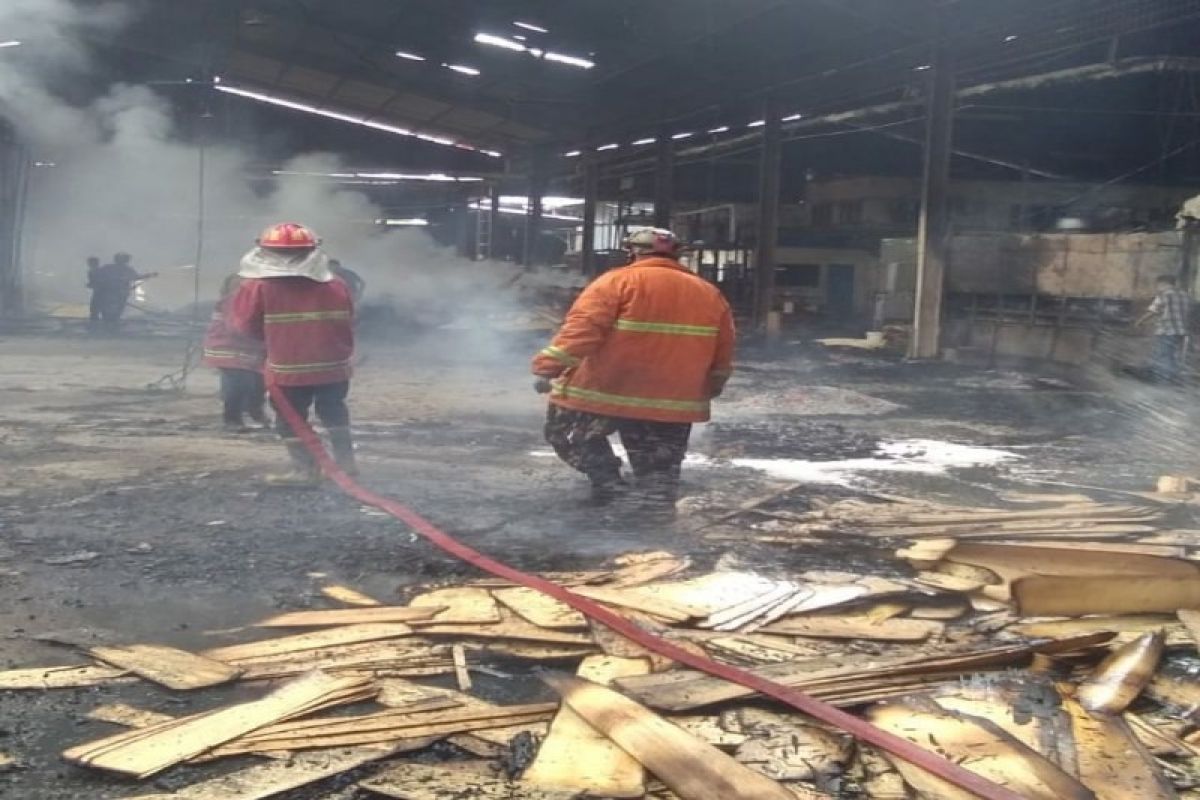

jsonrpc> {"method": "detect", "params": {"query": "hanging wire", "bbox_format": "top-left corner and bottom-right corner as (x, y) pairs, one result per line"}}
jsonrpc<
(147, 89), (210, 392)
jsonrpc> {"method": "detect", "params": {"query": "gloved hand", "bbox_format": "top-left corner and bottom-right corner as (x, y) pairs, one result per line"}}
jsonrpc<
(533, 377), (553, 395)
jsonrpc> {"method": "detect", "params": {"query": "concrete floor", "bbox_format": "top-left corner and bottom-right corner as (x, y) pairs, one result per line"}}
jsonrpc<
(1, 329), (1197, 798)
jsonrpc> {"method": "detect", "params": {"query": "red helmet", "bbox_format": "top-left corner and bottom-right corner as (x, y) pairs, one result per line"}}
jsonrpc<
(622, 227), (682, 257)
(257, 222), (320, 249)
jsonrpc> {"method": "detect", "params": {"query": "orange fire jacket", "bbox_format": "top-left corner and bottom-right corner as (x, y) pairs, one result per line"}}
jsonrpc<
(531, 257), (735, 423)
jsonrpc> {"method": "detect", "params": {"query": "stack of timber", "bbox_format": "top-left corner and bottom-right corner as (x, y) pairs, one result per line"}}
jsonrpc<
(7, 522), (1200, 798)
(714, 493), (1168, 542)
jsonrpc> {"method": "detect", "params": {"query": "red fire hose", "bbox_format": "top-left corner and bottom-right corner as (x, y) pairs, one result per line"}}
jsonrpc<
(268, 385), (1020, 800)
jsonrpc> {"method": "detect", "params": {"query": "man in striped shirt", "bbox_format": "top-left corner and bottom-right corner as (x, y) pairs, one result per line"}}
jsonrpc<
(1137, 274), (1191, 383)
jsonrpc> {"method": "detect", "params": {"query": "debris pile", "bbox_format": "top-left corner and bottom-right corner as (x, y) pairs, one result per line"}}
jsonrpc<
(6, 495), (1200, 798)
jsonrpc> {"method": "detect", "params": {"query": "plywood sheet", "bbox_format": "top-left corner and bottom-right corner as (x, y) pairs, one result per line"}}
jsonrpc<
(255, 606), (444, 628)
(203, 623), (415, 663)
(320, 585), (383, 607)
(128, 745), (405, 800)
(88, 644), (240, 691)
(1014, 575), (1200, 616)
(1061, 696), (1177, 800)
(869, 701), (1091, 800)
(523, 656), (650, 797)
(63, 672), (373, 778)
(762, 615), (942, 642)
(546, 675), (797, 800)
(492, 587), (587, 629)
(407, 587), (502, 625)
(0, 664), (128, 690)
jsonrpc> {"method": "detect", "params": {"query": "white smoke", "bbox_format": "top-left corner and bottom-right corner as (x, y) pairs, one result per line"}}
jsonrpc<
(1, 0), (564, 325)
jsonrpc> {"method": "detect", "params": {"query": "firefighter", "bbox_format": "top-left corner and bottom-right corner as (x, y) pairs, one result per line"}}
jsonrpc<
(202, 272), (268, 432)
(228, 223), (357, 484)
(531, 227), (735, 505)
(90, 253), (156, 332)
(328, 259), (366, 304)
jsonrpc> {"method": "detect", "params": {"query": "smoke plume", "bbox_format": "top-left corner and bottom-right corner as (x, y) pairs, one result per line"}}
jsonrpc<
(0, 0), (568, 327)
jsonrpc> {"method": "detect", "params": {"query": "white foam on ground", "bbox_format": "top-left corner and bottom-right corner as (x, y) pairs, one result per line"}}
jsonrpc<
(531, 438), (1018, 487)
(529, 446), (711, 466)
(732, 439), (1019, 486)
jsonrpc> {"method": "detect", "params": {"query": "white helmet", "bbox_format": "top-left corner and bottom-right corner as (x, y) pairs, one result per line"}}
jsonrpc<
(622, 227), (682, 257)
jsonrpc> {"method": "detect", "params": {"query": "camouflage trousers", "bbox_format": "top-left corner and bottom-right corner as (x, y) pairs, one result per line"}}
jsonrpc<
(544, 405), (692, 491)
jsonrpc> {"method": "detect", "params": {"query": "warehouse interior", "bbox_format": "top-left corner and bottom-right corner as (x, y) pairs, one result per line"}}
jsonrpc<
(7, 2), (1200, 799)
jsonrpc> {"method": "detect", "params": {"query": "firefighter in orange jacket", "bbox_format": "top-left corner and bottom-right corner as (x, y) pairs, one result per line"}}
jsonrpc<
(531, 227), (735, 504)
(228, 223), (357, 484)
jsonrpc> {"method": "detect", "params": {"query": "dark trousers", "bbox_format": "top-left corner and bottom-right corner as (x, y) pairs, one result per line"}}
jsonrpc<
(544, 405), (692, 493)
(90, 290), (127, 330)
(1153, 335), (1186, 383)
(273, 381), (351, 437)
(219, 368), (266, 425)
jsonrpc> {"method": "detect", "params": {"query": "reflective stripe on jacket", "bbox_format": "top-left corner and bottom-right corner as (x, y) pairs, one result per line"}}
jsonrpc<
(531, 257), (735, 423)
(228, 276), (354, 387)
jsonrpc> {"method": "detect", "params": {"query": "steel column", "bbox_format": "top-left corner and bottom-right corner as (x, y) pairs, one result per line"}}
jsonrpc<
(523, 150), (547, 266)
(910, 43), (956, 359)
(753, 94), (782, 332)
(581, 148), (599, 276)
(653, 129), (674, 229)
(0, 123), (27, 317)
(488, 186), (501, 260)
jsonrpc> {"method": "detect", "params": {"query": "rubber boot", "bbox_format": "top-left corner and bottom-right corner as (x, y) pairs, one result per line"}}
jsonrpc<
(328, 426), (360, 477)
(587, 472), (628, 506)
(632, 471), (680, 521)
(265, 439), (321, 486)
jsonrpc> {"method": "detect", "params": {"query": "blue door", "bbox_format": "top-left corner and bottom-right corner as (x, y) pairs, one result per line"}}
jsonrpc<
(826, 264), (856, 319)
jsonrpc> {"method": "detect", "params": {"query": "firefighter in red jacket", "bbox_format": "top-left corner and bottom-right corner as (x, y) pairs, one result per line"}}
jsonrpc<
(202, 272), (268, 432)
(228, 223), (357, 484)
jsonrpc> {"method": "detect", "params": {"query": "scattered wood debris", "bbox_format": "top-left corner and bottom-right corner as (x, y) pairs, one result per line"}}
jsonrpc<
(522, 656), (650, 797)
(320, 584), (383, 607)
(63, 671), (377, 778)
(1077, 631), (1165, 714)
(545, 674), (802, 800)
(11, 487), (1200, 798)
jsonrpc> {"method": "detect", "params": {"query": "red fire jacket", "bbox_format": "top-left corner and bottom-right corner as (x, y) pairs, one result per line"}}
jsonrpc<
(202, 281), (266, 372)
(228, 277), (354, 386)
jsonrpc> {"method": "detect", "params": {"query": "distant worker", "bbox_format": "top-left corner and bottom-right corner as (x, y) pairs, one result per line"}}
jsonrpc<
(531, 227), (735, 506)
(85, 256), (102, 328)
(229, 223), (357, 483)
(329, 259), (366, 304)
(90, 252), (157, 332)
(1137, 274), (1192, 383)
(202, 273), (268, 432)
